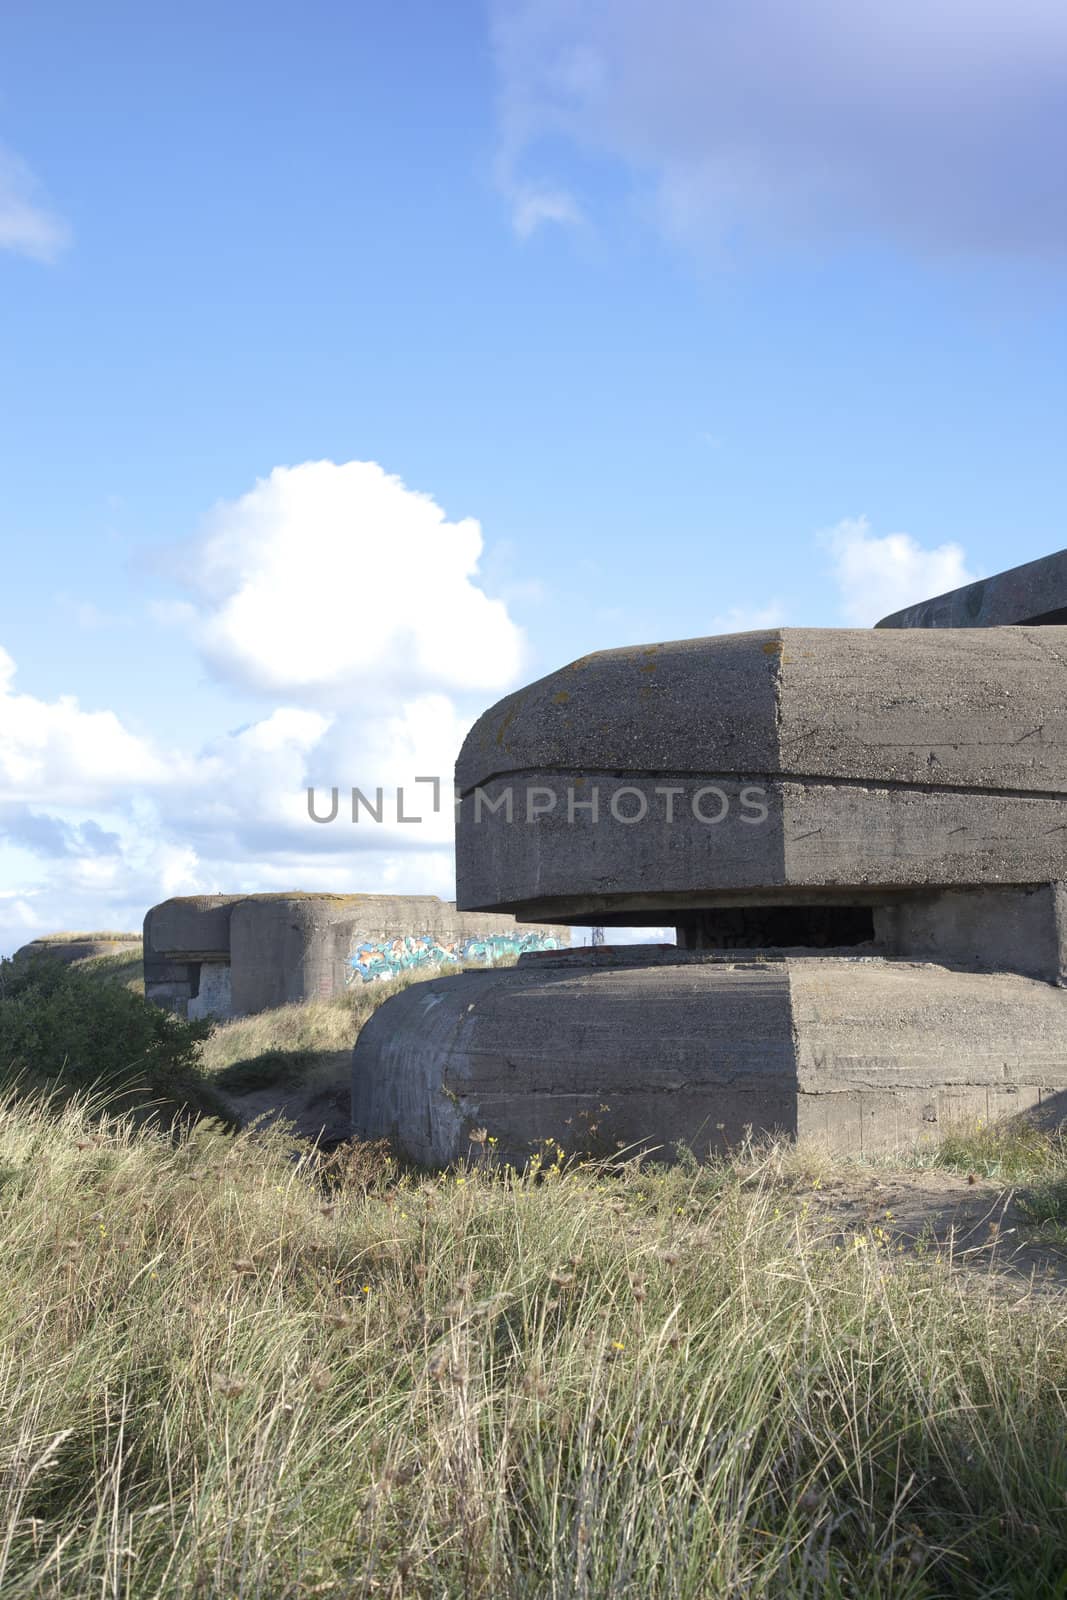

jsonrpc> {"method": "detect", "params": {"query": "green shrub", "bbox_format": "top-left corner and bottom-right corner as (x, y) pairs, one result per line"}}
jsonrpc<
(0, 954), (225, 1125)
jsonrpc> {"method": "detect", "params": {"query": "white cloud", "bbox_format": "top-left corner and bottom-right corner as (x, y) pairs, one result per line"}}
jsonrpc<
(184, 460), (524, 702)
(821, 516), (974, 626)
(489, 0), (1067, 258)
(0, 145), (70, 264)
(0, 892), (42, 933)
(0, 461), (535, 953)
(510, 181), (583, 238)
(0, 645), (177, 804)
(708, 602), (787, 635)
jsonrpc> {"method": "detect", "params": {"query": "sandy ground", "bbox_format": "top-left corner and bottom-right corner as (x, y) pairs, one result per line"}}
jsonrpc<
(792, 1167), (1067, 1294)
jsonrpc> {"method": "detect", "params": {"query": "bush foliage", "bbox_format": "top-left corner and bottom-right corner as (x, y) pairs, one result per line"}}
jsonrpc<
(0, 955), (222, 1124)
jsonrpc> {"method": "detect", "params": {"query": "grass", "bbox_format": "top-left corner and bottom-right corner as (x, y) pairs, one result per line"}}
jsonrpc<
(1016, 1178), (1067, 1239)
(886, 1120), (1067, 1249)
(200, 966), (504, 1096)
(2, 957), (1067, 1595)
(0, 1091), (1066, 1599)
(199, 973), (446, 1095)
(71, 950), (146, 996)
(913, 1120), (1067, 1183)
(19, 933), (141, 946)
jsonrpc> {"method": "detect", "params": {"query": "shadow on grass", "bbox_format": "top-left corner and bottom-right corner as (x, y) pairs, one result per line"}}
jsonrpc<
(210, 1046), (354, 1146)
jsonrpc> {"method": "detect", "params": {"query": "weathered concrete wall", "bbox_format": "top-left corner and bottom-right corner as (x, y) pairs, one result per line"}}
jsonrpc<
(352, 947), (1067, 1166)
(227, 893), (567, 1014)
(343, 910), (568, 983)
(12, 932), (141, 966)
(356, 551), (1067, 1169)
(143, 892), (569, 1020)
(142, 896), (244, 1019)
(872, 884), (1067, 985)
(187, 960), (232, 1022)
(229, 896), (364, 1015)
(791, 958), (1067, 1152)
(877, 546), (1067, 628)
(456, 627), (1067, 920)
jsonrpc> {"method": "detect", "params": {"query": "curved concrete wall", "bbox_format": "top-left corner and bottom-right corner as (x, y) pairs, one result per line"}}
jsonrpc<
(352, 947), (1067, 1166)
(229, 896), (363, 1015)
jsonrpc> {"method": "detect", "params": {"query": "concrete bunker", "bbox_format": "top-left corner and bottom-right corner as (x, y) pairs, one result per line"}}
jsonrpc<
(12, 932), (142, 967)
(143, 892), (570, 1021)
(353, 547), (1067, 1164)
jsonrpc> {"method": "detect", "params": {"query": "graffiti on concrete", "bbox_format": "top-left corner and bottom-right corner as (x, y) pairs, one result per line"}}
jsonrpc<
(347, 930), (561, 984)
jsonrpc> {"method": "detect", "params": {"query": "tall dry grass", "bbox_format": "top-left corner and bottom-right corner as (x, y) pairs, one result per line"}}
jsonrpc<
(0, 1087), (1065, 1599)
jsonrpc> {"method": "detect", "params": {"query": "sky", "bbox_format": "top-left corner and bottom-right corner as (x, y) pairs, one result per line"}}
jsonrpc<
(1, 0), (1065, 954)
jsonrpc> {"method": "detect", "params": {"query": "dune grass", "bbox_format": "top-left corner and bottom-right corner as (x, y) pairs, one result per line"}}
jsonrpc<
(71, 949), (146, 996)
(198, 973), (442, 1094)
(20, 933), (141, 946)
(905, 1119), (1067, 1183)
(0, 1090), (1066, 1599)
(3, 958), (1067, 1595)
(199, 967), (498, 1096)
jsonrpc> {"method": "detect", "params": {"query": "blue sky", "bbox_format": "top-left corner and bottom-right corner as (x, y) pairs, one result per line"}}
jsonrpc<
(1, 0), (1065, 952)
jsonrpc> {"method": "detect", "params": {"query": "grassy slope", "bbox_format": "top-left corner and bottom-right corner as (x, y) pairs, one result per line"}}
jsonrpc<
(0, 1104), (1064, 1596)
(70, 949), (483, 1094)
(2, 958), (1067, 1594)
(72, 949), (146, 996)
(197, 974), (420, 1093)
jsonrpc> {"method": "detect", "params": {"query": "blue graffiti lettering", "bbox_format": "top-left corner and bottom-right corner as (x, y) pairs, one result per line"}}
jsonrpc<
(346, 930), (559, 983)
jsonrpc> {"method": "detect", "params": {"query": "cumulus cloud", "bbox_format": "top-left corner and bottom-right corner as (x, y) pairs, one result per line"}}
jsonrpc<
(490, 0), (1067, 257)
(0, 645), (177, 804)
(821, 516), (975, 625)
(182, 461), (524, 702)
(0, 145), (70, 263)
(0, 807), (120, 860)
(0, 671), (461, 955)
(0, 460), (532, 952)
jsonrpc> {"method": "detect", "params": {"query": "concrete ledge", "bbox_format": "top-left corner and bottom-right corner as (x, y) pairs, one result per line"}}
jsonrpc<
(456, 627), (1067, 919)
(876, 547), (1067, 629)
(458, 774), (1067, 916)
(351, 953), (1067, 1167)
(143, 897), (243, 963)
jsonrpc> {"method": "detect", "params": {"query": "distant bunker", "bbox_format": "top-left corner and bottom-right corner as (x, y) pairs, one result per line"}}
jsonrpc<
(353, 547), (1067, 1165)
(143, 893), (570, 1021)
(12, 932), (142, 966)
